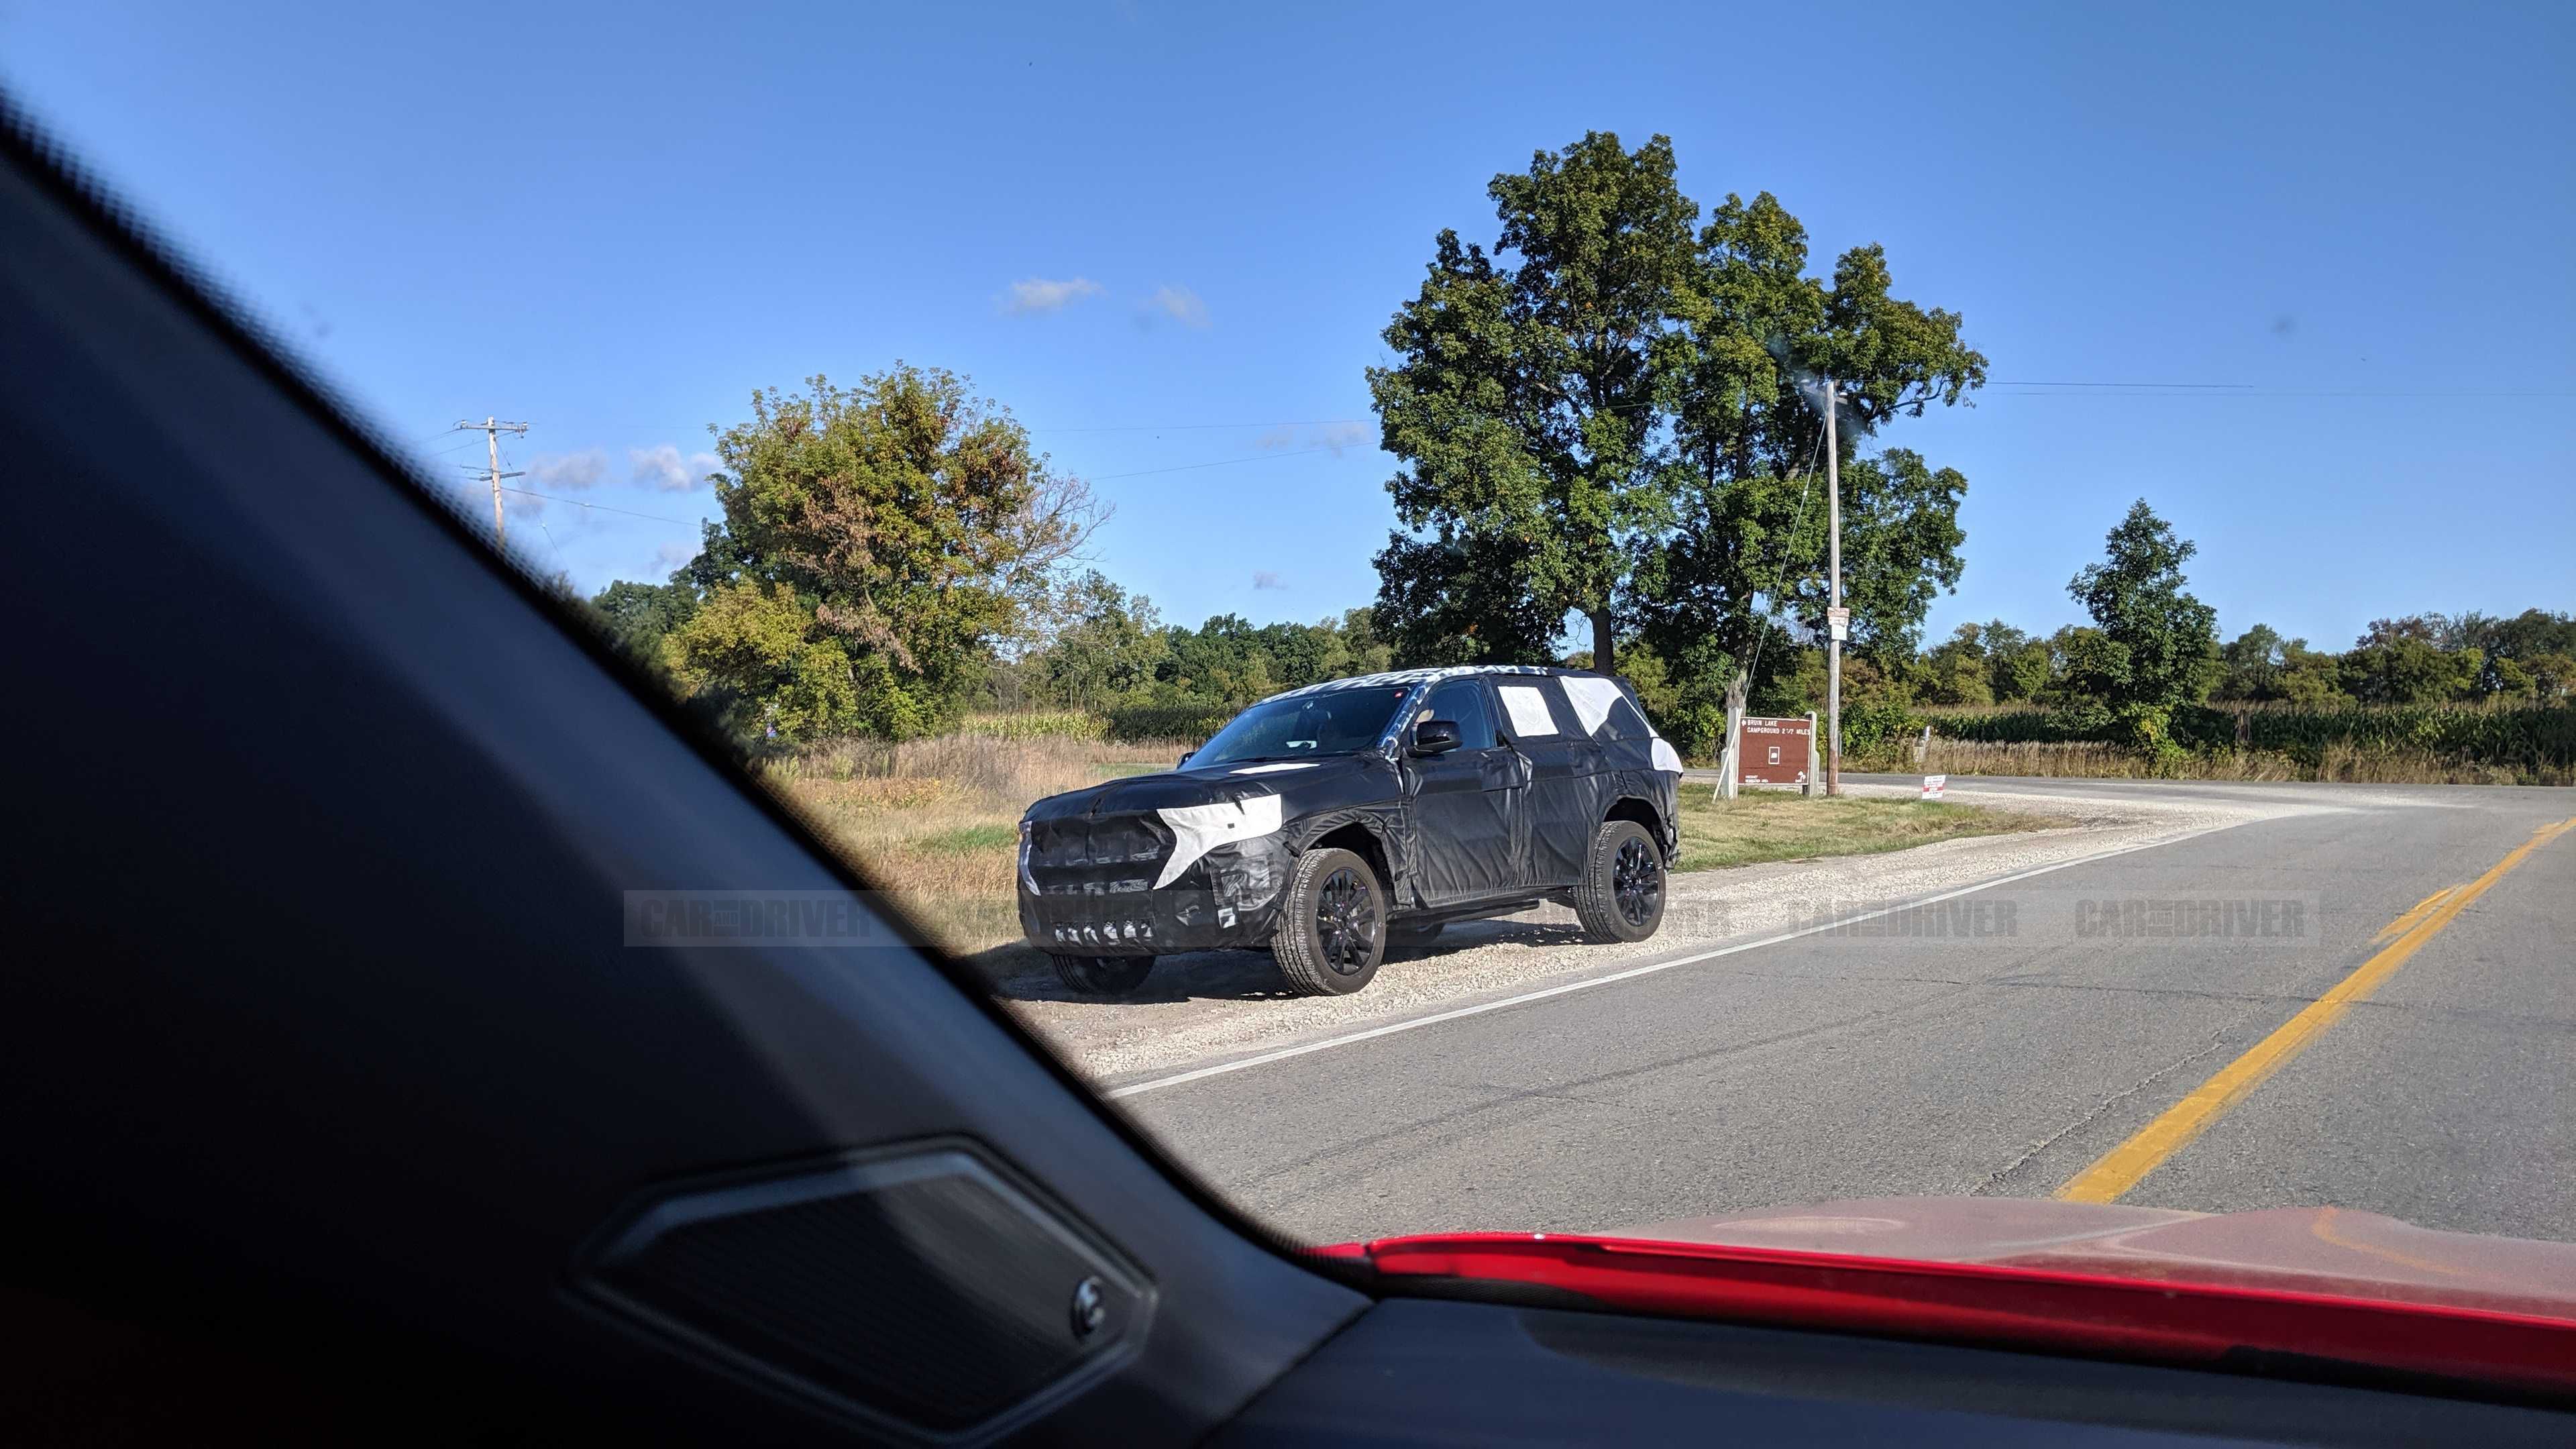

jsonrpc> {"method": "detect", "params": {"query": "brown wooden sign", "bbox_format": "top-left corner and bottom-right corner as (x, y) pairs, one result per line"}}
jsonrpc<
(1737, 714), (1813, 787)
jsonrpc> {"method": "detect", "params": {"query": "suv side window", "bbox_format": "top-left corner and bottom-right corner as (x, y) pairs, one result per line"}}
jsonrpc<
(1423, 680), (1497, 750)
(1493, 682), (1560, 741)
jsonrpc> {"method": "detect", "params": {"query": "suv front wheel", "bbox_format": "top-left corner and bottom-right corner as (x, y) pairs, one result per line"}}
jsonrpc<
(1572, 818), (1666, 943)
(1271, 847), (1387, 996)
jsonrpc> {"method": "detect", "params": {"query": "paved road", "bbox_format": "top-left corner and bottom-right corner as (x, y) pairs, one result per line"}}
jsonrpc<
(1117, 777), (2576, 1246)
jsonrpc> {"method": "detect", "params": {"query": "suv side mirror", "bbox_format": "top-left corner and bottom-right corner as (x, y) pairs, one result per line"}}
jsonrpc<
(1411, 720), (1461, 756)
(1177, 750), (1195, 768)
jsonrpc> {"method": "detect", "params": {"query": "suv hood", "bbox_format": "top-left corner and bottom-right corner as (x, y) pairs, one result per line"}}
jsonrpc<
(1023, 751), (1389, 824)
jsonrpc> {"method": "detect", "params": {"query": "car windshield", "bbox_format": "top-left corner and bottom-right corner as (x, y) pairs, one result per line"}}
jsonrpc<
(22, 3), (2573, 1390)
(1187, 688), (1413, 767)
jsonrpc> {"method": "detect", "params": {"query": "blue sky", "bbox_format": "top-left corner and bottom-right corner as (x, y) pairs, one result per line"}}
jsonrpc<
(6, 1), (2569, 652)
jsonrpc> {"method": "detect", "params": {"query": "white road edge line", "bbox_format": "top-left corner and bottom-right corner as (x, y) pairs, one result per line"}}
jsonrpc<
(1104, 822), (2241, 1101)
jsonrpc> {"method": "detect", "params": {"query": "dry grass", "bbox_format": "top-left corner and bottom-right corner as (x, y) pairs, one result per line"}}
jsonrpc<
(2311, 743), (2552, 787)
(1674, 789), (2062, 871)
(767, 733), (1190, 955)
(1856, 737), (2563, 786)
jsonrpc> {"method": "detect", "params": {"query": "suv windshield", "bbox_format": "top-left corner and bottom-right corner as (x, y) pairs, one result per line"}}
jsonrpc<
(1189, 687), (1414, 767)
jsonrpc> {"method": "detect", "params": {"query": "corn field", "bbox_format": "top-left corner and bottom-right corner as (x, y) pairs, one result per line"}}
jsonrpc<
(1102, 701), (1238, 743)
(956, 710), (1109, 742)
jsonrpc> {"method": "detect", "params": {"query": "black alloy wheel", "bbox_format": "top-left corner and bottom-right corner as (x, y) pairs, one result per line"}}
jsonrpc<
(1316, 865), (1380, 977)
(1613, 836), (1663, 930)
(1272, 846), (1387, 996)
(1573, 818), (1668, 943)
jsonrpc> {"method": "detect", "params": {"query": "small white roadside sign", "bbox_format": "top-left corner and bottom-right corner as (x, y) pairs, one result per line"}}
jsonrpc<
(1920, 773), (1947, 801)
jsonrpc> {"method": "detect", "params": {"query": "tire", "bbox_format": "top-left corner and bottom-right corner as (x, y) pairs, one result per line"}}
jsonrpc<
(1271, 847), (1387, 996)
(1572, 818), (1666, 944)
(1051, 954), (1156, 997)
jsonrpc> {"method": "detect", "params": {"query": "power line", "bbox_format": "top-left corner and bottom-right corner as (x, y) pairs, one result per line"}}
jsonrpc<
(1988, 388), (2576, 398)
(1087, 445), (1353, 481)
(499, 486), (701, 525)
(1032, 418), (1368, 434)
(533, 516), (572, 576)
(1743, 431), (1826, 692)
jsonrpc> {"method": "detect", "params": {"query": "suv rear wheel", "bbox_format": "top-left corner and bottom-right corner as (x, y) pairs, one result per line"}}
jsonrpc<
(1272, 847), (1386, 996)
(1572, 818), (1666, 943)
(1051, 954), (1155, 997)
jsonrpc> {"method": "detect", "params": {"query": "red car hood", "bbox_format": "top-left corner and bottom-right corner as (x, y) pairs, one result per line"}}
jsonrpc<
(1318, 1199), (2576, 1400)
(1621, 1196), (2576, 1322)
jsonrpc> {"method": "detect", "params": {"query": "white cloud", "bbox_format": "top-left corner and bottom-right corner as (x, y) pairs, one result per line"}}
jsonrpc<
(1002, 276), (1104, 314)
(1144, 284), (1210, 327)
(655, 541), (694, 569)
(630, 444), (722, 492)
(1252, 570), (1287, 590)
(528, 448), (607, 490)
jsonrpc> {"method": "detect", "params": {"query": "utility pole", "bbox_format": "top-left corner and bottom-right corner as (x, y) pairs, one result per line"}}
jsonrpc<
(1823, 379), (1842, 798)
(453, 416), (529, 545)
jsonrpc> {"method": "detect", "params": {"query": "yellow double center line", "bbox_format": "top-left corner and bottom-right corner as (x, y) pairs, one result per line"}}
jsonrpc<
(2055, 815), (2576, 1205)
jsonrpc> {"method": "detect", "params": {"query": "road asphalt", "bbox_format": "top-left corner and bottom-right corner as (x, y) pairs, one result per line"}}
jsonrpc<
(1106, 775), (2576, 1248)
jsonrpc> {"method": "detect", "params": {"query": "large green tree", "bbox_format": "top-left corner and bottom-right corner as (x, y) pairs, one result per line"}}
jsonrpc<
(1369, 134), (1982, 687)
(1369, 132), (1701, 673)
(665, 366), (1097, 741)
(2213, 623), (2288, 701)
(2063, 500), (2220, 745)
(2339, 637), (2484, 704)
(1633, 193), (1980, 695)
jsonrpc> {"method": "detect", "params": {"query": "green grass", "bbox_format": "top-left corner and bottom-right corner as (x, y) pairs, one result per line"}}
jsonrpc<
(1092, 761), (1165, 778)
(1673, 789), (2061, 872)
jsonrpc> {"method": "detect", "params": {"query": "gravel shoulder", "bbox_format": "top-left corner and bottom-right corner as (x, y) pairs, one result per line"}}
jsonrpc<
(989, 780), (2350, 1085)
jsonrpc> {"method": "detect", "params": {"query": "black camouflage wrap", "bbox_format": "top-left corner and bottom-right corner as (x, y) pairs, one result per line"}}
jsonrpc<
(1017, 668), (1682, 957)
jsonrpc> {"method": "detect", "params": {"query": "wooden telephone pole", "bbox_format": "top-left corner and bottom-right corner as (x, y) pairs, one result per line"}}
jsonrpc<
(1823, 380), (1843, 797)
(452, 416), (529, 544)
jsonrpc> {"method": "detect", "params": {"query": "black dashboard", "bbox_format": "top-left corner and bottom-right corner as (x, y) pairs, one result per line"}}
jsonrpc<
(1223, 1297), (2574, 1447)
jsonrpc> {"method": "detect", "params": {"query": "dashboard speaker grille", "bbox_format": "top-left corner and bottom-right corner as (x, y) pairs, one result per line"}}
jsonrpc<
(578, 1145), (1148, 1436)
